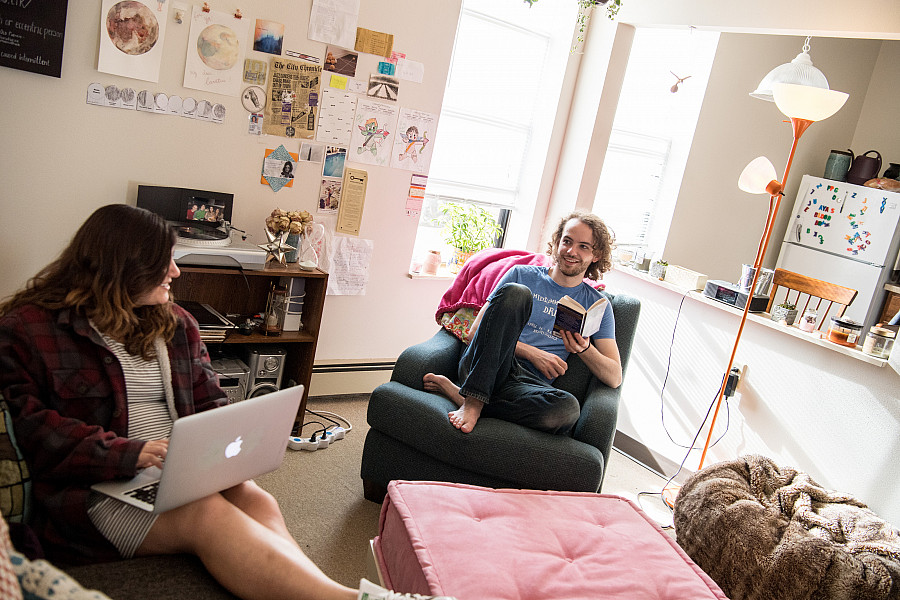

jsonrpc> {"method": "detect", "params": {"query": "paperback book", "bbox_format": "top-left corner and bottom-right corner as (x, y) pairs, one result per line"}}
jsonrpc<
(552, 295), (608, 339)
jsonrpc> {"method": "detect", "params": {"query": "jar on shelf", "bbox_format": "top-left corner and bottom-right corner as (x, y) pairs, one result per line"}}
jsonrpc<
(862, 326), (895, 358)
(263, 284), (287, 336)
(798, 308), (818, 332)
(826, 316), (863, 348)
(423, 250), (441, 276)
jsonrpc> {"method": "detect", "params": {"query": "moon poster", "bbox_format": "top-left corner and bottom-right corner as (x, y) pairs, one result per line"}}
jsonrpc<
(183, 5), (249, 97)
(97, 0), (168, 83)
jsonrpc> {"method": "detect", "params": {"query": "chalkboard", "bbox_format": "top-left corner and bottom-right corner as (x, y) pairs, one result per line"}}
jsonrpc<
(0, 0), (68, 78)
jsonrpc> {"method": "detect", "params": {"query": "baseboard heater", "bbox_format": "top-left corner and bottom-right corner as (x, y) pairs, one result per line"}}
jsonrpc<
(312, 361), (396, 374)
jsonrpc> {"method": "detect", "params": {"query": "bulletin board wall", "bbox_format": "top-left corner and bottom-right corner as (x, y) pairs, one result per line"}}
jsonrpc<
(0, 0), (462, 363)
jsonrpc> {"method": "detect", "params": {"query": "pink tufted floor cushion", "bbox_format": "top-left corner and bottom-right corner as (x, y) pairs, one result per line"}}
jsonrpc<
(373, 481), (727, 600)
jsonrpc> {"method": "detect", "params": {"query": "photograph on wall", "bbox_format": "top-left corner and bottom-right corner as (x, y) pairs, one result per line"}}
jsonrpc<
(183, 5), (249, 97)
(323, 45), (357, 77)
(390, 108), (436, 174)
(97, 0), (168, 83)
(253, 19), (284, 55)
(0, 0), (68, 77)
(263, 58), (323, 139)
(348, 99), (398, 168)
(323, 146), (347, 178)
(300, 141), (325, 163)
(318, 178), (342, 214)
(367, 74), (399, 101)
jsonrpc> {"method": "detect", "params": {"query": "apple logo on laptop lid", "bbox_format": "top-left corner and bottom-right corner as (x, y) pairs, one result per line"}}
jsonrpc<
(225, 436), (243, 458)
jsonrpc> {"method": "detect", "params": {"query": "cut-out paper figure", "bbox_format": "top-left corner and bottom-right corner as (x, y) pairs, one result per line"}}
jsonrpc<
(357, 118), (389, 156)
(397, 126), (429, 163)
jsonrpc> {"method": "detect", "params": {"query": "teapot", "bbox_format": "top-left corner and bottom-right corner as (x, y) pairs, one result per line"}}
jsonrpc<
(846, 150), (882, 185)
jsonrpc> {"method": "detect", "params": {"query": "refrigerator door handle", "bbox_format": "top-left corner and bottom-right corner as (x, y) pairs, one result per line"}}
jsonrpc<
(794, 222), (802, 243)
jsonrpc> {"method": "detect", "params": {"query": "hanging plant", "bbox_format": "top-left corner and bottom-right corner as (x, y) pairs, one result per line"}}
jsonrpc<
(523, 0), (623, 51)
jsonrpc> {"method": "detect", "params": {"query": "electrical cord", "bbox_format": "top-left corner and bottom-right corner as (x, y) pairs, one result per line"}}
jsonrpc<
(658, 292), (732, 451)
(305, 408), (353, 434)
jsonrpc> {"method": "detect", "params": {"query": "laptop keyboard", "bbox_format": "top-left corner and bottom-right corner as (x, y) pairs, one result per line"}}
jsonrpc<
(125, 481), (159, 506)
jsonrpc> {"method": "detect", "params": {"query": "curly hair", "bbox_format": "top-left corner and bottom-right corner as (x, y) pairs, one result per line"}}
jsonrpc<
(0, 204), (178, 359)
(545, 211), (616, 281)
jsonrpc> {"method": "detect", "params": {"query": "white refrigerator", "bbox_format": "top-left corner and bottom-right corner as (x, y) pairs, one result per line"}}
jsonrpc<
(775, 174), (900, 333)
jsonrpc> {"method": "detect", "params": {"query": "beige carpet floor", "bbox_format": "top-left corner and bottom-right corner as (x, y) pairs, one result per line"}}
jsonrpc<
(256, 394), (673, 589)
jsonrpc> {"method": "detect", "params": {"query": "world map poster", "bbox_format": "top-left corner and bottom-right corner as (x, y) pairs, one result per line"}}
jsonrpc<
(183, 5), (249, 97)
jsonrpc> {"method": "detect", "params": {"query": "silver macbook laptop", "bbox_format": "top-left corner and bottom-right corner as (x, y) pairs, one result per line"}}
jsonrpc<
(91, 385), (303, 513)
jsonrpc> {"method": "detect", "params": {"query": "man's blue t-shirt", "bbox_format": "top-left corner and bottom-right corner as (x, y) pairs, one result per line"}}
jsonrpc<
(487, 265), (615, 382)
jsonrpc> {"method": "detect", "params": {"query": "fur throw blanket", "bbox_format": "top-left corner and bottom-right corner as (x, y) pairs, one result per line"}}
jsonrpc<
(674, 455), (900, 600)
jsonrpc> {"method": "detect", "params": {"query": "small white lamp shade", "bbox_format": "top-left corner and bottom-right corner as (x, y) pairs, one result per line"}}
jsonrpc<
(773, 83), (849, 122)
(739, 157), (778, 194)
(750, 50), (829, 102)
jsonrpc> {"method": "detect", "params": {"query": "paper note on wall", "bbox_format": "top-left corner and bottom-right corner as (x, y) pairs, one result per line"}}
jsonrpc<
(326, 236), (373, 295)
(337, 168), (368, 235)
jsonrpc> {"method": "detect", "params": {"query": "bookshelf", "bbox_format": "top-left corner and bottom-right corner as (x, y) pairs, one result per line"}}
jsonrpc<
(171, 263), (328, 427)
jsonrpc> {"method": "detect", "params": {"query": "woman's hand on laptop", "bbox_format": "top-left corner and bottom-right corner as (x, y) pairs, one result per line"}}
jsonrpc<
(137, 439), (169, 469)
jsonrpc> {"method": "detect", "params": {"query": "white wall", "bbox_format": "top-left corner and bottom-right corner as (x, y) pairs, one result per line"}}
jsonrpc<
(0, 0), (461, 366)
(605, 269), (900, 524)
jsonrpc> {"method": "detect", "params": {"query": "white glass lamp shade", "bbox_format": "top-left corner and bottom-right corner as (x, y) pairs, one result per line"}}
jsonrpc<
(750, 51), (829, 102)
(739, 157), (779, 194)
(773, 83), (848, 122)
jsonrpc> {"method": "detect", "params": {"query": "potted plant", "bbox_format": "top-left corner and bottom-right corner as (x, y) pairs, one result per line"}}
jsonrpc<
(438, 202), (503, 273)
(770, 301), (798, 326)
(649, 259), (668, 280)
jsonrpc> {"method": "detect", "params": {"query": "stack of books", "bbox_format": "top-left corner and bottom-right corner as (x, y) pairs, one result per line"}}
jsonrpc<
(175, 300), (236, 343)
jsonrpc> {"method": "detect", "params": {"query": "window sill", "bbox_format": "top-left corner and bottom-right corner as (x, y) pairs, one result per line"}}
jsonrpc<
(613, 265), (891, 368)
(407, 269), (455, 280)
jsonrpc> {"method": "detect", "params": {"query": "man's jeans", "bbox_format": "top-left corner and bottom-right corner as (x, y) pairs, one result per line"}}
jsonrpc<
(458, 283), (580, 435)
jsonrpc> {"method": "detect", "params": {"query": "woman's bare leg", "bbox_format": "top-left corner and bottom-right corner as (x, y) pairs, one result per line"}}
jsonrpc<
(137, 490), (356, 600)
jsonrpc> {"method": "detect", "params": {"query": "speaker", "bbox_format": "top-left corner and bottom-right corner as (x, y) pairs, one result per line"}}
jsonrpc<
(209, 356), (250, 403)
(243, 346), (287, 397)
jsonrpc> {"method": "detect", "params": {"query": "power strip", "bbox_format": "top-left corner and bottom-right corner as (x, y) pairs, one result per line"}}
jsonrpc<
(288, 426), (347, 451)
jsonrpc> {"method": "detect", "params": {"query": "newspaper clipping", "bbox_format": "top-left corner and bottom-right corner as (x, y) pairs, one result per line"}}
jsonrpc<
(263, 58), (323, 138)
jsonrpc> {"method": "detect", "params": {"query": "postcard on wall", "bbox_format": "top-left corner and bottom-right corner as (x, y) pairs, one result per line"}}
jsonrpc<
(253, 19), (284, 55)
(315, 87), (357, 145)
(308, 0), (359, 50)
(263, 58), (323, 139)
(97, 0), (168, 83)
(0, 0), (67, 78)
(336, 167), (367, 236)
(390, 108), (435, 173)
(324, 45), (357, 77)
(367, 74), (399, 101)
(348, 99), (398, 168)
(182, 5), (249, 97)
(395, 58), (424, 83)
(318, 178), (342, 214)
(243, 58), (268, 84)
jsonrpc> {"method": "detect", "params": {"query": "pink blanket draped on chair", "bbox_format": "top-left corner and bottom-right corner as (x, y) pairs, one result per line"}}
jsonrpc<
(434, 248), (604, 343)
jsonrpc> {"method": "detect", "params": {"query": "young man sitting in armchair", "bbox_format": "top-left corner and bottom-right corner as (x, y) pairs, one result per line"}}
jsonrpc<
(424, 211), (622, 434)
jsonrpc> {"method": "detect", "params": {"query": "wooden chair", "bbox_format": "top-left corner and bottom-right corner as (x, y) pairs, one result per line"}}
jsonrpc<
(765, 268), (858, 331)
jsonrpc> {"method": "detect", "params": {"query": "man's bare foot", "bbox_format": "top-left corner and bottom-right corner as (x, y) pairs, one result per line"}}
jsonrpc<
(449, 398), (484, 433)
(423, 373), (465, 407)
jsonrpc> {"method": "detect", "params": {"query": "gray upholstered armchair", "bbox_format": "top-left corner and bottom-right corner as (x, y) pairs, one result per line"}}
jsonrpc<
(360, 290), (640, 502)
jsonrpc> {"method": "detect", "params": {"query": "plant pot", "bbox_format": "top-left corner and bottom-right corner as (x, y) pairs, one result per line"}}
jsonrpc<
(450, 249), (475, 274)
(649, 262), (667, 279)
(770, 306), (798, 326)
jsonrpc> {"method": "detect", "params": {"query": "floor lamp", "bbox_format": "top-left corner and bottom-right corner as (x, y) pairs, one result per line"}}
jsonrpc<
(662, 83), (848, 507)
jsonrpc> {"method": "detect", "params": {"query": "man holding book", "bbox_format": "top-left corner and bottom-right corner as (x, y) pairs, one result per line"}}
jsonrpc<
(424, 211), (622, 434)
